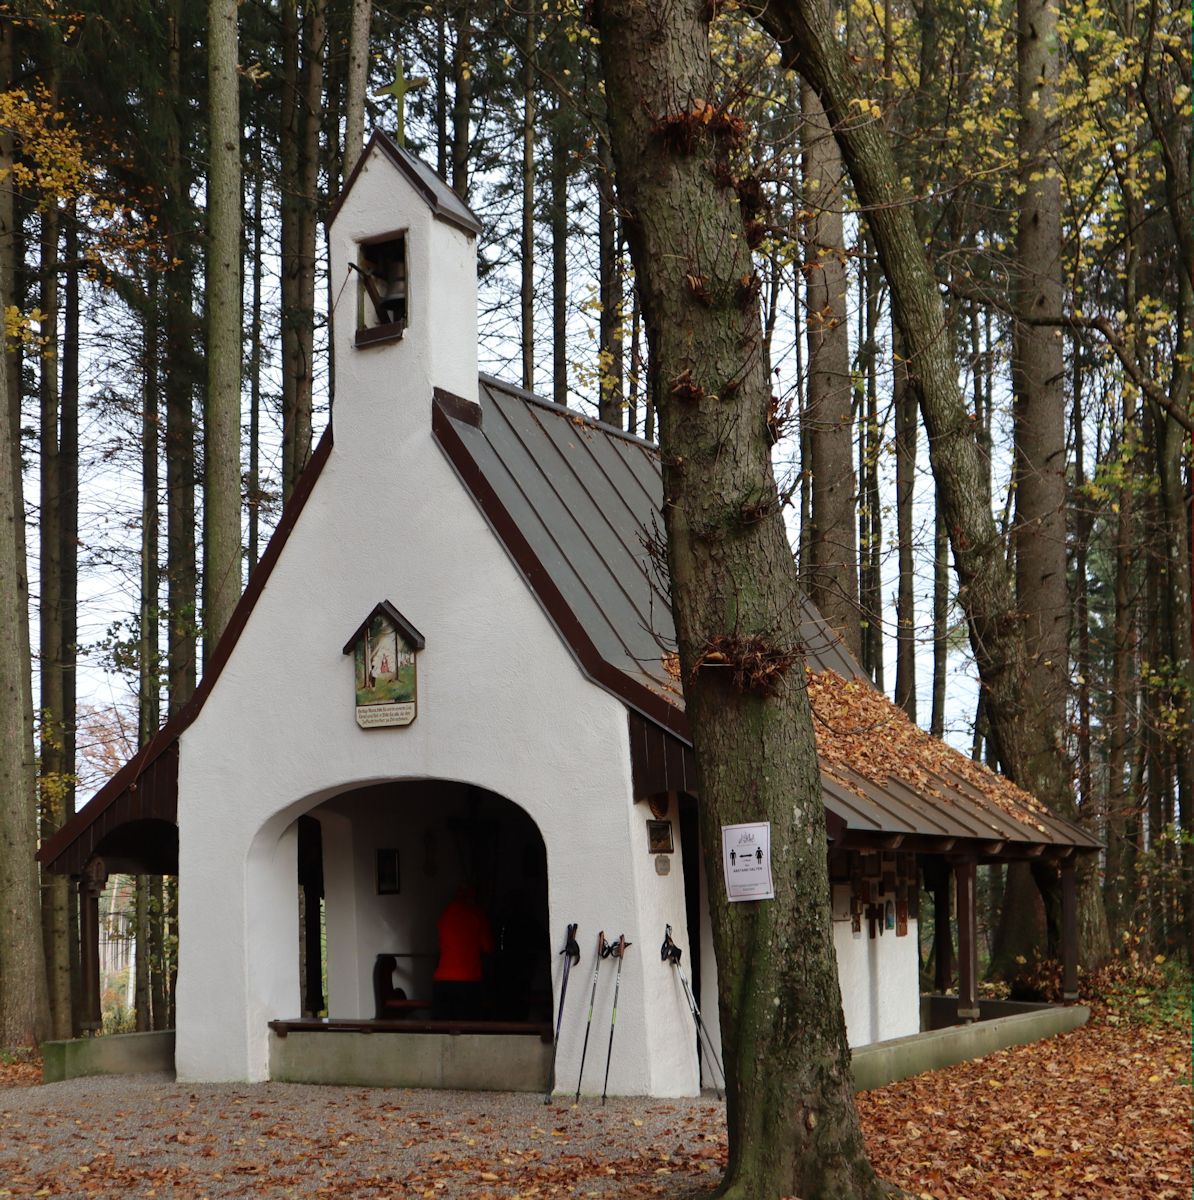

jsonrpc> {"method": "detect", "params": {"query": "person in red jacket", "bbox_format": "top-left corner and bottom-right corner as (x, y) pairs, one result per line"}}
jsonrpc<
(432, 885), (494, 1019)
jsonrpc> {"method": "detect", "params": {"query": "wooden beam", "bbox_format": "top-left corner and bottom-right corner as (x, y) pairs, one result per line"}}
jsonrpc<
(954, 858), (979, 1022)
(79, 857), (108, 1034)
(1061, 860), (1079, 1002)
(933, 870), (953, 994)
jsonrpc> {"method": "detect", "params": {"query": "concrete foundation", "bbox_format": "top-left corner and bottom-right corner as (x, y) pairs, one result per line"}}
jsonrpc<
(42, 1030), (176, 1083)
(851, 1003), (1089, 1092)
(269, 1030), (553, 1092)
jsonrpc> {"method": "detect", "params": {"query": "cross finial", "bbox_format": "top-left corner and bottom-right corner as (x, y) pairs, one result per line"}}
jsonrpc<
(376, 59), (429, 148)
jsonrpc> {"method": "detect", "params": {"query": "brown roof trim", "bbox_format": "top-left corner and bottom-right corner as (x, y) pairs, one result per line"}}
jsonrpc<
(39, 425), (336, 873)
(432, 392), (691, 739)
(328, 132), (483, 235)
(433, 385), (482, 428)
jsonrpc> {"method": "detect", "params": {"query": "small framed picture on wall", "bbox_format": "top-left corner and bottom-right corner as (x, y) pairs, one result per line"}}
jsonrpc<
(376, 848), (401, 894)
(646, 820), (674, 854)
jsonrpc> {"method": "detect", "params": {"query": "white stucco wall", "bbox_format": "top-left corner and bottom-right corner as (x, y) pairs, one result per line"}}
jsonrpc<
(173, 143), (698, 1095)
(696, 865), (922, 1083)
(830, 885), (921, 1045)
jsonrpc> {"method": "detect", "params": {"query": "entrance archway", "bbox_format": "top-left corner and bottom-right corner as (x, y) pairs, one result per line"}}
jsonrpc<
(293, 779), (551, 1030)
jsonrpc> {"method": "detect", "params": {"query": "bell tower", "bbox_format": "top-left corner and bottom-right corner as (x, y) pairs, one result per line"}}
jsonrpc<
(327, 132), (482, 460)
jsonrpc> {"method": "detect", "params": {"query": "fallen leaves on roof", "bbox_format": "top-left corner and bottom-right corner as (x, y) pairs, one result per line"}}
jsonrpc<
(806, 667), (1053, 837)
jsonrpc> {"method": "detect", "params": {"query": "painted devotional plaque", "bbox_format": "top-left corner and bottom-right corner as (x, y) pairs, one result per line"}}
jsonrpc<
(343, 601), (426, 729)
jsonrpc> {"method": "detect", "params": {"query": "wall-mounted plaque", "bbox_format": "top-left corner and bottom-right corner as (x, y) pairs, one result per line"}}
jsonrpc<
(343, 601), (426, 729)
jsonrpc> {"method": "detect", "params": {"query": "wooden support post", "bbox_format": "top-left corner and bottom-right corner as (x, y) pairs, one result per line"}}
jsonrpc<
(954, 857), (979, 1022)
(1061, 860), (1079, 1002)
(79, 857), (108, 1034)
(933, 866), (953, 993)
(303, 882), (324, 1015)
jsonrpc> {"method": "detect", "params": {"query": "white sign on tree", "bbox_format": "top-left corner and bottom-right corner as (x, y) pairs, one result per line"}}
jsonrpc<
(721, 822), (774, 902)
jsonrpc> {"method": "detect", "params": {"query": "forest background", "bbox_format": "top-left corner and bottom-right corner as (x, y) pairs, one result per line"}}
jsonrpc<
(0, 0), (1188, 1048)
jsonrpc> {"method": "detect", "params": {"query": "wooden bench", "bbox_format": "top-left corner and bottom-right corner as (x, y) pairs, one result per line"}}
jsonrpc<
(373, 953), (432, 1019)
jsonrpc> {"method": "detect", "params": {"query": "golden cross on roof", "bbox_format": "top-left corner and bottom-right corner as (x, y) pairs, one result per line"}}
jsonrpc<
(376, 59), (429, 148)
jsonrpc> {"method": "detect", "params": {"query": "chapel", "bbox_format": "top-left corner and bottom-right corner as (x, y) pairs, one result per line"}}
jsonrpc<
(40, 132), (1096, 1096)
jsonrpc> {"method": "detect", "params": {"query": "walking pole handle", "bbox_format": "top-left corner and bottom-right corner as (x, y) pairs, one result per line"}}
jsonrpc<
(561, 922), (580, 964)
(660, 924), (682, 965)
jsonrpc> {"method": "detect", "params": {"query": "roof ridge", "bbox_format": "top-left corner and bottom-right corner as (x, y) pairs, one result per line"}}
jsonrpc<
(478, 373), (661, 451)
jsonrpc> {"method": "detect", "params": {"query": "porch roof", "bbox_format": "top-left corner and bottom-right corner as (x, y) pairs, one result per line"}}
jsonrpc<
(433, 378), (1098, 860)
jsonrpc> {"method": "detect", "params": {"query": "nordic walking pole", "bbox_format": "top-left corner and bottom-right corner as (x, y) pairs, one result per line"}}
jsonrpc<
(573, 930), (606, 1102)
(661, 924), (725, 1099)
(544, 923), (581, 1104)
(600, 934), (632, 1105)
(679, 971), (726, 1097)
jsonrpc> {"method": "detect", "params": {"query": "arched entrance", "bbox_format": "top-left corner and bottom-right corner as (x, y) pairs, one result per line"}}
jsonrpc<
(269, 780), (555, 1089)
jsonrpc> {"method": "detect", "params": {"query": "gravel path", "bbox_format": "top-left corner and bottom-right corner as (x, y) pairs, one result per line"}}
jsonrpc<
(0, 1075), (727, 1198)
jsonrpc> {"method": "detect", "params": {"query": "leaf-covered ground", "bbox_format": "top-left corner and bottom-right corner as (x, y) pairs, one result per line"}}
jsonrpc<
(0, 1015), (1187, 1198)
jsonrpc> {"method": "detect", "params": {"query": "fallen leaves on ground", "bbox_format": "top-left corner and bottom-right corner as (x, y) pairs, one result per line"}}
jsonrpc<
(857, 1017), (1190, 1200)
(0, 1014), (1187, 1198)
(0, 1052), (41, 1089)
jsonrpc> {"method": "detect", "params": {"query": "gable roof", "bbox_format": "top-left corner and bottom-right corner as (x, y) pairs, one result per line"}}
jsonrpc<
(42, 377), (1096, 877)
(433, 377), (1099, 858)
(329, 131), (483, 236)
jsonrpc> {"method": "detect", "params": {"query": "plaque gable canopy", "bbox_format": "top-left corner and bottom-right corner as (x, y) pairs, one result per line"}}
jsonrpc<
(341, 600), (426, 656)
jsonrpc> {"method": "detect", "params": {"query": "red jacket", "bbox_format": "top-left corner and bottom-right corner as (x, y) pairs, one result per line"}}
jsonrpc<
(433, 898), (494, 983)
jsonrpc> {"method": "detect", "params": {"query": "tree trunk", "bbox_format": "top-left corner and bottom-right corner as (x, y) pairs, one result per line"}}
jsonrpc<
(38, 201), (71, 1040)
(893, 328), (917, 719)
(597, 137), (622, 428)
(204, 0), (244, 657)
(930, 494), (947, 739)
(165, 1), (197, 715)
(520, 10), (536, 392)
(281, 0), (324, 503)
(597, 5), (887, 1197)
(140, 275), (161, 755)
(60, 213), (80, 1034)
(134, 874), (150, 1031)
(248, 127), (264, 574)
(990, 0), (1095, 972)
(435, 10), (448, 178)
(1103, 395), (1136, 937)
(550, 94), (568, 406)
(802, 60), (861, 659)
(450, 6), (473, 200)
(857, 234), (882, 682)
(344, 0), (372, 171)
(0, 11), (48, 1045)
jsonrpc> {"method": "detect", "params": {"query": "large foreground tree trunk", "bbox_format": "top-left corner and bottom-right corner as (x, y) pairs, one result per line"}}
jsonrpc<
(597, 5), (890, 1198)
